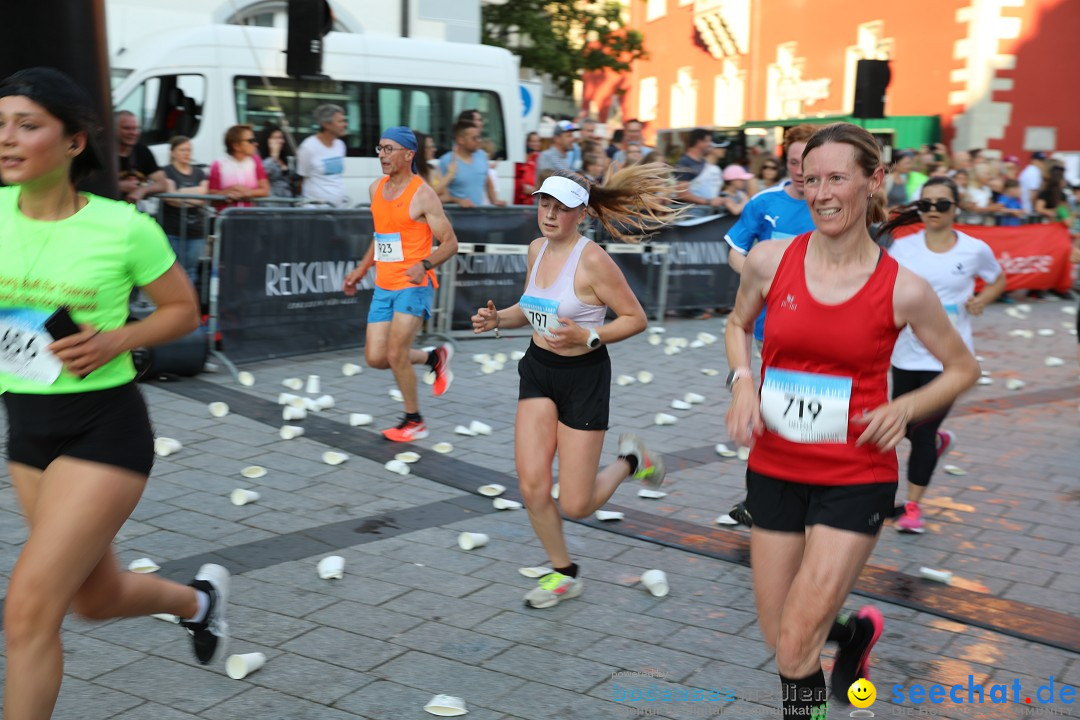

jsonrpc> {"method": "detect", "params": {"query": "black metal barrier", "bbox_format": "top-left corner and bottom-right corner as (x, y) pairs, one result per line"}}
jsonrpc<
(211, 206), (740, 364)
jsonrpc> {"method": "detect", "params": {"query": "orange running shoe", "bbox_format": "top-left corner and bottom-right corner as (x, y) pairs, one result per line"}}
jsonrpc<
(382, 417), (429, 443)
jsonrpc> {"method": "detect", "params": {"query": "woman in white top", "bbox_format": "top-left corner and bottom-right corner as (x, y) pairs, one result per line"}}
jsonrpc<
(470, 167), (679, 609)
(208, 124), (270, 207)
(881, 176), (1006, 533)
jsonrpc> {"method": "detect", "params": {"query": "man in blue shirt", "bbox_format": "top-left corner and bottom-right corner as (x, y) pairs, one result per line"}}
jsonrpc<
(439, 120), (492, 208)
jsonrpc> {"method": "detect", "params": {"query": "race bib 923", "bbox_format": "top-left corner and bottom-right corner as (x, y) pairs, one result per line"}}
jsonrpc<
(519, 294), (561, 338)
(760, 367), (852, 444)
(374, 232), (404, 263)
(0, 309), (63, 385)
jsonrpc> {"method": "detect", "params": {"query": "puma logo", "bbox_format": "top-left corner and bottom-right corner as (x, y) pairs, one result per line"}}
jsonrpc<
(764, 214), (779, 228)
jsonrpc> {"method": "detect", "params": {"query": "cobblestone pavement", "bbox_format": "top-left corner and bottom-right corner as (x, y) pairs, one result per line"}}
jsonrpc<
(0, 299), (1077, 719)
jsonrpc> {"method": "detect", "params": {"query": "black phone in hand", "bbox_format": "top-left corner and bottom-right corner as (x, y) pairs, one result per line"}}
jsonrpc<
(44, 306), (81, 341)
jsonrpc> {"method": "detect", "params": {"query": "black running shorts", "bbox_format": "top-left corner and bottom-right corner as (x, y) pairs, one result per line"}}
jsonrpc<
(3, 383), (155, 476)
(518, 341), (610, 431)
(745, 469), (897, 535)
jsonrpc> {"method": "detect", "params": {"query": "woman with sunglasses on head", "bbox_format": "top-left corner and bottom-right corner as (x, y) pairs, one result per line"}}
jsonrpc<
(0, 68), (228, 719)
(470, 166), (678, 608)
(880, 177), (1005, 534)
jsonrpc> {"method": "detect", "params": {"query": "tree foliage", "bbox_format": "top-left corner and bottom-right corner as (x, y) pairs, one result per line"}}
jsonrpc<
(482, 1), (647, 94)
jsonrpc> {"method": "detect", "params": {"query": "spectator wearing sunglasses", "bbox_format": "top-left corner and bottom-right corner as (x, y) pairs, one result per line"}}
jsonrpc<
(879, 177), (1006, 534)
(208, 124), (269, 208)
(756, 158), (783, 191)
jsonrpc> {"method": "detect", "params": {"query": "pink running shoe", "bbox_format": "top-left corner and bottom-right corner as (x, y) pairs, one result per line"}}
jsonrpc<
(935, 430), (956, 460)
(896, 501), (924, 534)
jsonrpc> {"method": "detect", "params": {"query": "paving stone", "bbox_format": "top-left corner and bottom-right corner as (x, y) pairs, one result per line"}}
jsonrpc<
(94, 655), (247, 713)
(199, 687), (367, 719)
(479, 644), (617, 693)
(578, 635), (711, 683)
(279, 627), (408, 672)
(49, 678), (144, 720)
(373, 651), (528, 707)
(485, 679), (629, 720)
(391, 620), (515, 664)
(334, 680), (504, 720)
(375, 588), (503, 629)
(110, 703), (204, 720)
(60, 633), (143, 681)
(305, 599), (425, 640)
(243, 653), (376, 705)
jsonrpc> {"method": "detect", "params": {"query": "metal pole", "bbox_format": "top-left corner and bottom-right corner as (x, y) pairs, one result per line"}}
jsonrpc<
(657, 245), (671, 323)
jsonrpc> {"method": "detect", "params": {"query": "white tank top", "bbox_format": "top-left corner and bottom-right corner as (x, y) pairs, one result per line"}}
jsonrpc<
(519, 236), (607, 339)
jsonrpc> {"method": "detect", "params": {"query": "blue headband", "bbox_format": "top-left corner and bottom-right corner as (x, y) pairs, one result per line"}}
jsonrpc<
(382, 126), (418, 174)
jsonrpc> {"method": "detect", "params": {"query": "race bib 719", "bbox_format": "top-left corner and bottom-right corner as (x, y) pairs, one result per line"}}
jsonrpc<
(760, 367), (852, 444)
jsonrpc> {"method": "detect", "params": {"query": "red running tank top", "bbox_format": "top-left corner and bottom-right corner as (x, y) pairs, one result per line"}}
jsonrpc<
(748, 232), (901, 486)
(371, 175), (437, 290)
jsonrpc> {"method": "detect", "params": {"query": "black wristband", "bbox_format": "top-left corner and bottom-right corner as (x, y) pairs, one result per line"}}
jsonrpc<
(421, 259), (433, 271)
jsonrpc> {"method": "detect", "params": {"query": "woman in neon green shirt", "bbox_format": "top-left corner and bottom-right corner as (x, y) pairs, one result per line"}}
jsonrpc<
(0, 68), (230, 718)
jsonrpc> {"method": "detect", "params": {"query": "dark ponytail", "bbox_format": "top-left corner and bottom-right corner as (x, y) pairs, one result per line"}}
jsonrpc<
(878, 175), (960, 236)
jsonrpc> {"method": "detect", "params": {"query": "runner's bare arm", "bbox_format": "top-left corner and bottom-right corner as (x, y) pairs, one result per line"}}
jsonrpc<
(414, 183), (458, 268)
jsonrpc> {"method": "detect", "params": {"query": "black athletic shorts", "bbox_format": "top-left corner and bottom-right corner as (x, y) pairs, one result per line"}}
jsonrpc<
(745, 469), (897, 535)
(518, 341), (610, 431)
(2, 383), (155, 476)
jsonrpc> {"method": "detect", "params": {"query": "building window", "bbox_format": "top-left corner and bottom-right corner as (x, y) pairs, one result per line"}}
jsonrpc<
(669, 67), (697, 128)
(646, 0), (667, 22)
(713, 60), (744, 127)
(639, 77), (658, 122)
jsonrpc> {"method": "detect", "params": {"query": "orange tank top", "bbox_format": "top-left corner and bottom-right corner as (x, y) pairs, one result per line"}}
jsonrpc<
(371, 174), (437, 290)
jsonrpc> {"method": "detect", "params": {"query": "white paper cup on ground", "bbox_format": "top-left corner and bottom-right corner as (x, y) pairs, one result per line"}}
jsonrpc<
(208, 402), (230, 418)
(638, 488), (667, 499)
(647, 325), (666, 335)
(701, 368), (720, 376)
(385, 460), (410, 475)
(637, 371), (653, 384)
(389, 387), (404, 402)
(314, 394), (335, 410)
(510, 350), (526, 361)
(322, 451), (348, 466)
(349, 413), (373, 427)
(654, 413), (677, 426)
(493, 498), (522, 510)
(641, 569), (670, 597)
(457, 532), (489, 550)
(919, 567), (953, 584)
(684, 392), (705, 404)
(154, 437), (182, 457)
(663, 345), (681, 356)
(1038, 328), (1055, 336)
(395, 451), (421, 463)
(454, 425), (477, 436)
(433, 442), (454, 454)
(715, 443), (737, 458)
(342, 362), (363, 376)
(237, 371), (255, 387)
(280, 425), (305, 440)
(616, 374), (636, 386)
(1005, 378), (1025, 391)
(282, 377), (304, 390)
(226, 652), (267, 680)
(594, 510), (624, 521)
(278, 392), (300, 405)
(493, 352), (508, 364)
(469, 420), (492, 436)
(670, 399), (692, 410)
(1045, 356), (1065, 367)
(424, 694), (468, 717)
(230, 489), (260, 506)
(305, 375), (321, 394)
(647, 334), (662, 346)
(689, 339), (706, 349)
(471, 353), (492, 364)
(283, 406), (307, 421)
(478, 484), (506, 497)
(696, 332), (718, 345)
(976, 376), (994, 386)
(943, 464), (967, 476)
(317, 555), (345, 580)
(128, 557), (161, 573)
(241, 465), (267, 479)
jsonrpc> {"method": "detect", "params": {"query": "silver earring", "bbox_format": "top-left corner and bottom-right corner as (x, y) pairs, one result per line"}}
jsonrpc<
(869, 193), (874, 199)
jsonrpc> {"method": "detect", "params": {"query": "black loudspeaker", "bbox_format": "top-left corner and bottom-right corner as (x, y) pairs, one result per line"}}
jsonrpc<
(140, 327), (209, 379)
(853, 59), (891, 119)
(286, 0), (333, 78)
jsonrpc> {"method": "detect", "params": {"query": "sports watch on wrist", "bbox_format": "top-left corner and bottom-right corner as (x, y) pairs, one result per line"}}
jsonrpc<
(421, 259), (433, 271)
(725, 367), (751, 391)
(586, 329), (602, 349)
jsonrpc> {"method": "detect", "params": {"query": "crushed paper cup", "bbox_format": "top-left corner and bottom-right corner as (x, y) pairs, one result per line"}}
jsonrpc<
(493, 352), (508, 364)
(313, 394), (335, 410)
(493, 498), (523, 510)
(1038, 328), (1055, 337)
(305, 375), (321, 395)
(240, 465), (267, 479)
(638, 488), (667, 499)
(322, 451), (348, 466)
(1045, 356), (1066, 367)
(701, 368), (720, 376)
(349, 413), (373, 427)
(647, 334), (663, 346)
(455, 425), (477, 436)
(389, 388), (404, 402)
(663, 345), (681, 356)
(1009, 329), (1034, 339)
(510, 350), (526, 361)
(226, 652), (267, 680)
(1016, 303), (1032, 313)
(208, 402), (230, 418)
(1063, 304), (1078, 315)
(478, 484), (506, 497)
(282, 377), (304, 390)
(684, 392), (705, 404)
(737, 447), (750, 461)
(551, 483), (560, 499)
(716, 514), (738, 526)
(471, 353), (492, 364)
(715, 443), (737, 458)
(1005, 378), (1025, 391)
(616, 374), (636, 386)
(670, 399), (692, 410)
(641, 569), (670, 597)
(689, 340), (706, 349)
(468, 420), (493, 436)
(919, 567), (953, 584)
(283, 406), (307, 421)
(696, 332), (718, 345)
(154, 437), (182, 457)
(288, 396), (308, 409)
(594, 510), (624, 521)
(654, 413), (677, 425)
(317, 555), (345, 580)
(278, 392), (301, 405)
(980, 370), (991, 376)
(342, 362), (363, 376)
(237, 371), (255, 387)
(280, 425), (305, 440)
(424, 694), (468, 717)
(518, 566), (553, 578)
(303, 397), (321, 412)
(457, 532), (489, 550)
(637, 371), (654, 384)
(646, 326), (666, 334)
(150, 613), (179, 623)
(127, 557), (161, 573)
(481, 364), (498, 375)
(976, 377), (994, 385)
(395, 451), (421, 463)
(943, 464), (967, 476)
(433, 442), (454, 454)
(385, 460), (411, 476)
(666, 337), (689, 348)
(1005, 307), (1026, 319)
(230, 488), (260, 506)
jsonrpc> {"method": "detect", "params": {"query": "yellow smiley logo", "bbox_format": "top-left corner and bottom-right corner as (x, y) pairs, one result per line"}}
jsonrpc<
(848, 678), (876, 708)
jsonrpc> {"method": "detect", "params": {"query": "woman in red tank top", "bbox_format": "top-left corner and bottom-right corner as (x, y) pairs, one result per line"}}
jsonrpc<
(723, 123), (979, 719)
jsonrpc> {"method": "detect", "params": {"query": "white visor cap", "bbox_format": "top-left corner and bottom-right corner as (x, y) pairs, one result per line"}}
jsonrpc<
(532, 175), (590, 208)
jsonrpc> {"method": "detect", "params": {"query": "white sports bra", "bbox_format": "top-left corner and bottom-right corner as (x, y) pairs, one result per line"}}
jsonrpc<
(519, 236), (607, 339)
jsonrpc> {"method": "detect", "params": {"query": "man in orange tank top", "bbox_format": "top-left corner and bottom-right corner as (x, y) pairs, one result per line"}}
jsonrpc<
(343, 127), (458, 442)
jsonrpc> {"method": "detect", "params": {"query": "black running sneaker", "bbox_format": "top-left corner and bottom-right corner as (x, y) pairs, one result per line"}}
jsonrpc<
(830, 606), (883, 704)
(729, 501), (753, 528)
(180, 563), (230, 665)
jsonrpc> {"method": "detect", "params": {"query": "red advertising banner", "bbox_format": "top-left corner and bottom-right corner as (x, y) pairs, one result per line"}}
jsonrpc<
(893, 222), (1075, 292)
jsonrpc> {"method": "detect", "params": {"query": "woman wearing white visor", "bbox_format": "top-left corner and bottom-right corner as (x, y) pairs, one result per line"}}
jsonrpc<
(471, 167), (679, 607)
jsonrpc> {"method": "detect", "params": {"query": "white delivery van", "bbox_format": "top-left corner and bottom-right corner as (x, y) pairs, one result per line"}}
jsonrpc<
(111, 24), (523, 204)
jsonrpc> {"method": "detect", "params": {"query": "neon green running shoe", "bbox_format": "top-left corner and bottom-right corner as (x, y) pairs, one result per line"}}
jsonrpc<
(619, 433), (666, 488)
(523, 572), (583, 609)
